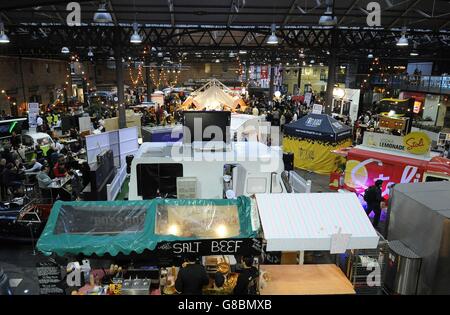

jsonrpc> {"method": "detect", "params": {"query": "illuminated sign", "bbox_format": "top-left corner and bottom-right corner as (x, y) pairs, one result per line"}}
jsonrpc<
(403, 132), (431, 155)
(363, 132), (431, 156)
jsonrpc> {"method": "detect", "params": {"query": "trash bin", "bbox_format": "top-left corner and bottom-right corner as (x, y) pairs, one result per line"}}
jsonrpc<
(0, 267), (12, 295)
(383, 240), (422, 295)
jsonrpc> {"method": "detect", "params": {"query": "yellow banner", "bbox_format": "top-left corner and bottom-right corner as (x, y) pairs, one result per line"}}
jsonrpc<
(283, 137), (352, 175)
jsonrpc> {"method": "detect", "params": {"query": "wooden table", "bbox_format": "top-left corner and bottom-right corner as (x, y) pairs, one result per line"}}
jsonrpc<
(259, 264), (355, 295)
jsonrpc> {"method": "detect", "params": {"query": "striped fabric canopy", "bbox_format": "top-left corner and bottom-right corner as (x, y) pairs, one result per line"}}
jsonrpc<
(255, 193), (379, 251)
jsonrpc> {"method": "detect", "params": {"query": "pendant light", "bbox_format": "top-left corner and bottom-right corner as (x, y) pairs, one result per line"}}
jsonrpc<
(266, 24), (279, 45)
(0, 20), (10, 44)
(93, 2), (113, 23)
(396, 27), (409, 47)
(319, 0), (337, 26)
(130, 22), (142, 44)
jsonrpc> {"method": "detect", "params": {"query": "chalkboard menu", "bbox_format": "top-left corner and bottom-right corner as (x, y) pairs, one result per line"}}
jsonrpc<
(36, 261), (65, 295)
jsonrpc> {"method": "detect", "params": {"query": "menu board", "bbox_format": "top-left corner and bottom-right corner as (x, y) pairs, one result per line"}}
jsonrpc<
(36, 261), (65, 295)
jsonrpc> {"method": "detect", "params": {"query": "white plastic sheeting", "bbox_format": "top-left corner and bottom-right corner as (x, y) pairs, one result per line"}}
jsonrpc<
(255, 193), (379, 251)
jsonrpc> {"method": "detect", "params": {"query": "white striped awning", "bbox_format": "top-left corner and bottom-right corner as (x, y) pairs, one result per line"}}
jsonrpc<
(255, 193), (379, 251)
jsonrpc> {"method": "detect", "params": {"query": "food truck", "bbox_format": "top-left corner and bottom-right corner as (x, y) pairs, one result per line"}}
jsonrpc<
(339, 131), (450, 197)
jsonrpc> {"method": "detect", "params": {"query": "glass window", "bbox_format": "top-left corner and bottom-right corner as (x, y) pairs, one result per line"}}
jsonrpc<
(424, 175), (449, 182)
(54, 204), (147, 235)
(36, 137), (51, 146)
(155, 203), (240, 239)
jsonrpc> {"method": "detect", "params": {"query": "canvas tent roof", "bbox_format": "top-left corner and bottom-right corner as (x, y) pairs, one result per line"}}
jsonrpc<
(181, 79), (246, 111)
(37, 197), (256, 257)
(255, 193), (379, 251)
(284, 114), (352, 142)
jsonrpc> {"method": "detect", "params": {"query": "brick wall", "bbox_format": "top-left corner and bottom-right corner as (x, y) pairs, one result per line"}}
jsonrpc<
(0, 56), (71, 115)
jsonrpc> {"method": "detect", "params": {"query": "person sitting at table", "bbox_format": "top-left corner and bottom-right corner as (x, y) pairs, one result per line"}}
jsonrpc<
(69, 128), (79, 139)
(67, 167), (81, 200)
(25, 159), (43, 173)
(37, 165), (52, 188)
(36, 165), (52, 200)
(35, 144), (44, 160)
(53, 156), (67, 178)
(2, 162), (24, 196)
(53, 138), (64, 153)
(70, 140), (83, 154)
(10, 131), (21, 150)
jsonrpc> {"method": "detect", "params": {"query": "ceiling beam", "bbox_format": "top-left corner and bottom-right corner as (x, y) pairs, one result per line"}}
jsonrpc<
(283, 0), (300, 25)
(107, 0), (118, 25)
(227, 0), (236, 26)
(387, 0), (423, 28)
(51, 5), (65, 23)
(0, 12), (12, 24)
(168, 0), (175, 26)
(337, 0), (360, 25)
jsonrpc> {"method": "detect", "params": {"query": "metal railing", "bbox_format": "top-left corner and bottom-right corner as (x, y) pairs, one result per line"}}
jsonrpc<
(371, 75), (450, 95)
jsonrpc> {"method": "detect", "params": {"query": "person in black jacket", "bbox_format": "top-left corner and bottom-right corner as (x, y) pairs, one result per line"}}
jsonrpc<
(175, 255), (209, 295)
(233, 256), (259, 295)
(364, 179), (384, 228)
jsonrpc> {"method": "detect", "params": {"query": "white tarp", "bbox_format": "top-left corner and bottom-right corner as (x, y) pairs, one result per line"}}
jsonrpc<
(193, 85), (236, 110)
(255, 193), (379, 251)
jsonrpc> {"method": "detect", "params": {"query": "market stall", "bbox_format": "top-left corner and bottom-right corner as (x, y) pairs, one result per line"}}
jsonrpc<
(255, 193), (379, 295)
(36, 197), (261, 295)
(283, 114), (353, 174)
(180, 79), (247, 112)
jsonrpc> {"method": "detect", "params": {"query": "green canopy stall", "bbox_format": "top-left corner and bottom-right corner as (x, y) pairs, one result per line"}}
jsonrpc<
(37, 197), (260, 259)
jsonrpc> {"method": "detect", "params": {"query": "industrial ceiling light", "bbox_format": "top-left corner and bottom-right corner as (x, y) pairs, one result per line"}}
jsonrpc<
(87, 47), (94, 57)
(367, 52), (374, 59)
(130, 23), (142, 44)
(396, 34), (409, 46)
(310, 59), (315, 64)
(319, 0), (337, 26)
(215, 58), (221, 63)
(229, 51), (236, 58)
(93, 2), (113, 23)
(0, 21), (10, 44)
(239, 50), (247, 54)
(396, 28), (409, 47)
(157, 52), (164, 57)
(266, 24), (279, 45)
(61, 47), (70, 54)
(410, 42), (419, 56)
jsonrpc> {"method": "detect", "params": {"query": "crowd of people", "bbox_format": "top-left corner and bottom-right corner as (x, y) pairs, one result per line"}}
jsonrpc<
(0, 126), (88, 202)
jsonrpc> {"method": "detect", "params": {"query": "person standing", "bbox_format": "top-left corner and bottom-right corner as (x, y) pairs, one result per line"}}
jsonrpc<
(36, 115), (44, 132)
(175, 255), (209, 295)
(364, 179), (384, 228)
(233, 256), (259, 295)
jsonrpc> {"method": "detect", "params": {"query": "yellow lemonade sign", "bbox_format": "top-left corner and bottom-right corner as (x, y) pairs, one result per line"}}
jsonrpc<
(403, 132), (431, 155)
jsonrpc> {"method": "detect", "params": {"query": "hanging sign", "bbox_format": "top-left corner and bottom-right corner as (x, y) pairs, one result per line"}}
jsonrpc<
(312, 104), (323, 114)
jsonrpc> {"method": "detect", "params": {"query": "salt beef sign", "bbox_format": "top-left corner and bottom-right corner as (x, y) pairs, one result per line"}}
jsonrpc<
(363, 131), (431, 156)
